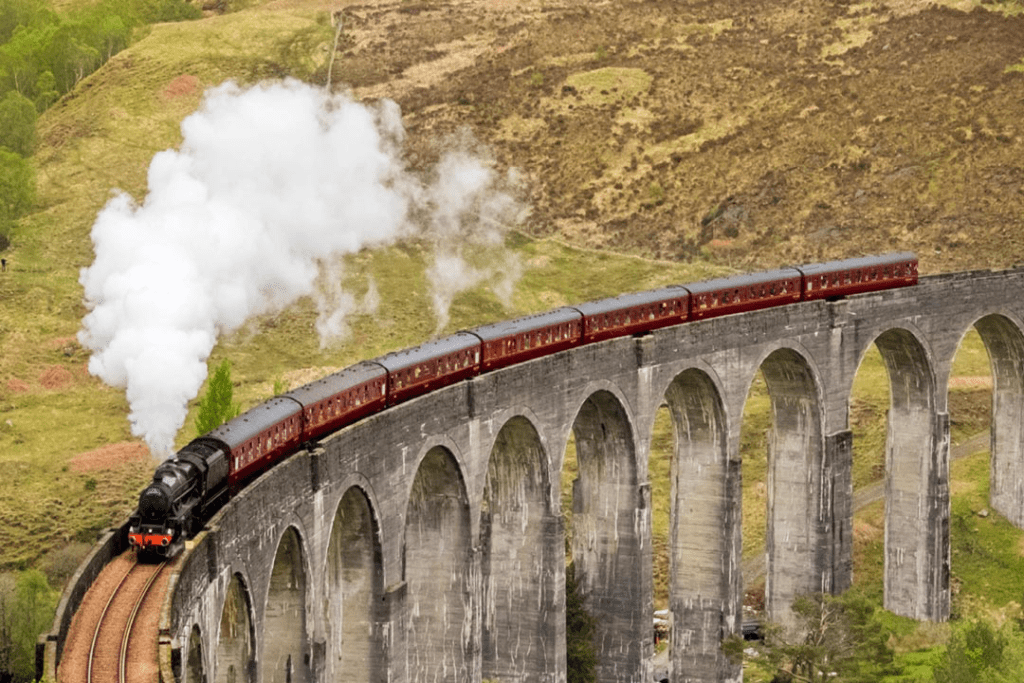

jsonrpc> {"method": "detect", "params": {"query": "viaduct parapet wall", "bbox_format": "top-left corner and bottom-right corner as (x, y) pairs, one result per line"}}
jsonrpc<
(163, 267), (1024, 683)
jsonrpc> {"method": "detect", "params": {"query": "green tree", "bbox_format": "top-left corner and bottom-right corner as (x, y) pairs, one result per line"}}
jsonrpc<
(194, 359), (241, 435)
(0, 0), (51, 44)
(746, 592), (898, 683)
(0, 146), (34, 227)
(932, 620), (1024, 683)
(0, 570), (58, 682)
(565, 563), (597, 683)
(32, 68), (55, 110)
(0, 90), (35, 155)
(0, 22), (49, 97)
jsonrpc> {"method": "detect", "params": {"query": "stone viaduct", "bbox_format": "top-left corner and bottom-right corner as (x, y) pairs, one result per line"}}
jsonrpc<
(162, 267), (1024, 683)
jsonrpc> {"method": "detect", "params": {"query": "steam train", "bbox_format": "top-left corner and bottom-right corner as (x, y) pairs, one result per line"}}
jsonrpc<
(128, 252), (917, 556)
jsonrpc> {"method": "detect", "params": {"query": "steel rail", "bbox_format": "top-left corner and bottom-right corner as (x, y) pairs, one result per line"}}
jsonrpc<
(119, 562), (164, 683)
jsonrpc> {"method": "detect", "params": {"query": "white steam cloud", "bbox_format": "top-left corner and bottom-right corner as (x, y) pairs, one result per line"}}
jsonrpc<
(78, 79), (522, 457)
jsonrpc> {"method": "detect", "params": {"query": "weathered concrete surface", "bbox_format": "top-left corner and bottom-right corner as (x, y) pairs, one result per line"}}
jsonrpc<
(163, 267), (1024, 683)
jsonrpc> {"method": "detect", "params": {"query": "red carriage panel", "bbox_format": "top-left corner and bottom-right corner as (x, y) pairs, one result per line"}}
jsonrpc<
(573, 286), (690, 343)
(686, 269), (803, 320)
(799, 252), (918, 301)
(374, 332), (481, 406)
(468, 308), (583, 372)
(284, 362), (387, 442)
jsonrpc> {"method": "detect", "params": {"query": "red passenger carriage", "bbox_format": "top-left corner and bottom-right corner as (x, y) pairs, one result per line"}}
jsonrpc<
(210, 397), (304, 489)
(284, 362), (387, 442)
(686, 269), (803, 320)
(798, 252), (918, 301)
(573, 286), (690, 343)
(374, 332), (481, 405)
(469, 308), (582, 371)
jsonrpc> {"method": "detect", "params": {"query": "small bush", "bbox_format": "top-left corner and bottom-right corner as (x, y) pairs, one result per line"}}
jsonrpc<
(565, 563), (597, 683)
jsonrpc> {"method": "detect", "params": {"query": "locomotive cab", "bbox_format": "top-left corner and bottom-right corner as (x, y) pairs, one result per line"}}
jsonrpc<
(129, 440), (230, 558)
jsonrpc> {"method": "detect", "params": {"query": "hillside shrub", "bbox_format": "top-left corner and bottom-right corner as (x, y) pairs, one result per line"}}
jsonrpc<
(932, 620), (1024, 683)
(0, 570), (58, 683)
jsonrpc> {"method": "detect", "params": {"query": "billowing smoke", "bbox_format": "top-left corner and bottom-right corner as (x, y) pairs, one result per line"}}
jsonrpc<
(422, 140), (524, 331)
(78, 79), (522, 457)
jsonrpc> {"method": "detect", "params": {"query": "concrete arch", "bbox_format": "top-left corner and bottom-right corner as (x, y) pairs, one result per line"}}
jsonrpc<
(216, 574), (255, 683)
(568, 389), (648, 682)
(480, 405), (554, 504)
(755, 346), (826, 623)
(561, 379), (639, 471)
(186, 624), (206, 683)
(970, 314), (1024, 527)
(868, 327), (946, 620)
(265, 526), (311, 683)
(480, 415), (562, 683)
(326, 486), (384, 683)
(663, 367), (738, 683)
(403, 446), (473, 683)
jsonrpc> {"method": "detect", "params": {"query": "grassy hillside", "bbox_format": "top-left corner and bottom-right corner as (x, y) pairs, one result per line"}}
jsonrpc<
(0, 0), (1021, 645)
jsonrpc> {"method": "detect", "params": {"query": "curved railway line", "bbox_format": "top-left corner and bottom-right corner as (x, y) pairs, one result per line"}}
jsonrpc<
(59, 553), (170, 683)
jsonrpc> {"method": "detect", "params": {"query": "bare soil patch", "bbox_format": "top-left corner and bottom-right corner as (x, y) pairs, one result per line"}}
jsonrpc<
(853, 518), (882, 547)
(70, 443), (151, 473)
(949, 376), (993, 388)
(39, 365), (76, 390)
(6, 378), (31, 393)
(162, 74), (200, 100)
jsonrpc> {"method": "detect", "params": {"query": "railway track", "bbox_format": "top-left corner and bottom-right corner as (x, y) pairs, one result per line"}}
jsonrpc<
(59, 552), (169, 683)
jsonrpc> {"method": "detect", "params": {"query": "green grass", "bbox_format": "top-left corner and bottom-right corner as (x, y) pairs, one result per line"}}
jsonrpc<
(850, 344), (891, 489)
(740, 371), (770, 561)
(948, 451), (1024, 613)
(649, 406), (673, 610)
